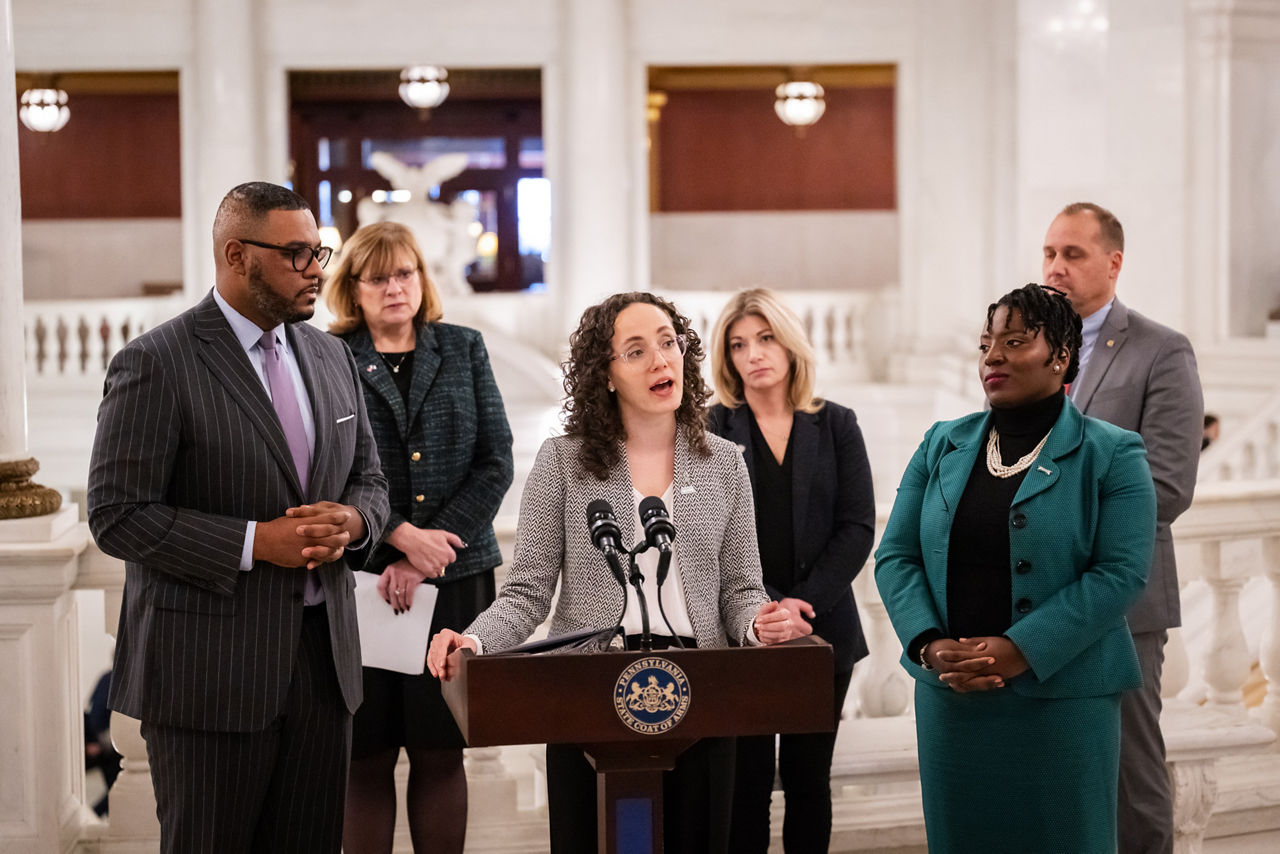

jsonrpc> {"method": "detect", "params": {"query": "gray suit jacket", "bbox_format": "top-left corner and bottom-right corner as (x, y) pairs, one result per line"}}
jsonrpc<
(465, 430), (769, 652)
(89, 292), (389, 731)
(1071, 298), (1202, 633)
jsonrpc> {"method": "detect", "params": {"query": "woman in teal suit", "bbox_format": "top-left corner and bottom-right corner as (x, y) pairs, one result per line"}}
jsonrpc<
(875, 284), (1156, 853)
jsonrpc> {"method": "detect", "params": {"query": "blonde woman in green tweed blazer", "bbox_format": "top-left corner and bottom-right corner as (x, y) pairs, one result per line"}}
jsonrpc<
(875, 284), (1156, 853)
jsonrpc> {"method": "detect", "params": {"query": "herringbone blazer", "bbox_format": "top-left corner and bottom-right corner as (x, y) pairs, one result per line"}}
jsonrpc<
(340, 322), (513, 581)
(465, 429), (769, 652)
(89, 291), (389, 731)
(875, 399), (1156, 699)
(1069, 298), (1203, 634)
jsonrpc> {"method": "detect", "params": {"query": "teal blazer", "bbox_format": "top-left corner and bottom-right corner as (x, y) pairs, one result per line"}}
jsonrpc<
(874, 399), (1156, 699)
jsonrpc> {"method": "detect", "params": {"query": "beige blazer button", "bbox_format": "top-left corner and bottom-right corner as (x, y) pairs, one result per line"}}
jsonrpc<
(411, 451), (421, 461)
(416, 494), (425, 503)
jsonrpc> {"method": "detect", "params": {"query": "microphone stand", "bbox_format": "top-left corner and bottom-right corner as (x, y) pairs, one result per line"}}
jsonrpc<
(652, 545), (684, 649)
(625, 545), (652, 651)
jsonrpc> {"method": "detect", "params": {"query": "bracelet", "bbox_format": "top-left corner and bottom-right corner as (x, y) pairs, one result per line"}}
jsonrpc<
(918, 640), (935, 671)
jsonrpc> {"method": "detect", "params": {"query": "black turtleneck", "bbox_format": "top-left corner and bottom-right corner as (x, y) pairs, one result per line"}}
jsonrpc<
(944, 389), (1065, 640)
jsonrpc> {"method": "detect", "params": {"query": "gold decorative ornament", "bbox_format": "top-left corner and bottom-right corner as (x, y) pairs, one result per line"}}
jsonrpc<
(0, 458), (63, 519)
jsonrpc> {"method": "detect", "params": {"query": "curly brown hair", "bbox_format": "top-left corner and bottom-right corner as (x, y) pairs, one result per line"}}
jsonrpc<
(563, 292), (712, 480)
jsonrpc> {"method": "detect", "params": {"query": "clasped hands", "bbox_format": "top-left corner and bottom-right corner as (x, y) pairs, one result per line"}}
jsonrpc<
(752, 597), (816, 644)
(254, 501), (366, 570)
(922, 636), (1030, 693)
(380, 524), (466, 613)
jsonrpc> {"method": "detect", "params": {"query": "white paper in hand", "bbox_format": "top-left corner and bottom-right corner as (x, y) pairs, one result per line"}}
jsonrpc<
(353, 571), (439, 675)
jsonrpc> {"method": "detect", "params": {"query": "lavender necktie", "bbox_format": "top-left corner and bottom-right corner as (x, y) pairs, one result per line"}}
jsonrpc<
(259, 330), (323, 603)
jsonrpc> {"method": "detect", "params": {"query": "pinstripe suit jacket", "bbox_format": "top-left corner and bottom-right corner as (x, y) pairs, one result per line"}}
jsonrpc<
(1070, 299), (1203, 634)
(874, 399), (1156, 698)
(89, 291), (389, 731)
(465, 429), (769, 653)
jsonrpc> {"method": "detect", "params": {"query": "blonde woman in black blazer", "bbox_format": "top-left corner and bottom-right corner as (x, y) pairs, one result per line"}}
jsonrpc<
(325, 222), (513, 854)
(708, 288), (875, 854)
(429, 292), (794, 854)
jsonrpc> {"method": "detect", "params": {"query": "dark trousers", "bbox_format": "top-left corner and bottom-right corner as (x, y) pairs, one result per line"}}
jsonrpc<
(143, 606), (352, 854)
(546, 737), (735, 854)
(729, 669), (854, 854)
(1118, 629), (1173, 854)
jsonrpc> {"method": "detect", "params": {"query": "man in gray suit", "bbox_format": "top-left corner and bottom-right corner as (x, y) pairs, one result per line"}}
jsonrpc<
(1043, 202), (1203, 854)
(89, 182), (389, 853)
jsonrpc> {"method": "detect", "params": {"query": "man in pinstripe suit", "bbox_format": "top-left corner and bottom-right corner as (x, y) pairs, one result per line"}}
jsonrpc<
(88, 182), (389, 853)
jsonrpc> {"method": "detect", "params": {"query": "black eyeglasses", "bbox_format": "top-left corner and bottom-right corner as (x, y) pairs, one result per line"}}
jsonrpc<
(238, 239), (333, 272)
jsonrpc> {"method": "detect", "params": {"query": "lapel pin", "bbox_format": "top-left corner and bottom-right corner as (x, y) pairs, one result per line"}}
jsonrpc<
(1037, 465), (1052, 475)
(1106, 339), (1114, 347)
(366, 364), (377, 372)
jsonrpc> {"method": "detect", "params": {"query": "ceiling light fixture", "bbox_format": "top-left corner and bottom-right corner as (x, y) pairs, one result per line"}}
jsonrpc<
(399, 65), (450, 113)
(775, 80), (826, 129)
(19, 83), (71, 133)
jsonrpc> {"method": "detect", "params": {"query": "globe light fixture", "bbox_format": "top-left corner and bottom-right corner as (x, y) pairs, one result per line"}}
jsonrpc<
(774, 81), (826, 128)
(19, 86), (71, 133)
(399, 65), (450, 112)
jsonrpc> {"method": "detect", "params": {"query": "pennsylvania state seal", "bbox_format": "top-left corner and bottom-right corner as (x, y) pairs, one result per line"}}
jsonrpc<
(613, 657), (691, 735)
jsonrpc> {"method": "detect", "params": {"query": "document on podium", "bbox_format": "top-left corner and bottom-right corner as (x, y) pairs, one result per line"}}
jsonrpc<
(353, 571), (439, 675)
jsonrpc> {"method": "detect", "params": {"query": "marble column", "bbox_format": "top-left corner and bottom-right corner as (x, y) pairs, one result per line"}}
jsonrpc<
(551, 0), (639, 337)
(182, 0), (265, 300)
(0, 0), (59, 519)
(1185, 0), (1280, 341)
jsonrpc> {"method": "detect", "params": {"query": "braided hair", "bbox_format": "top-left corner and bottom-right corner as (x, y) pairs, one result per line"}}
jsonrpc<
(986, 283), (1083, 383)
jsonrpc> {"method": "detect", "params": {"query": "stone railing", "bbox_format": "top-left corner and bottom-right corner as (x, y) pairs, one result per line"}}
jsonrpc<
(2, 478), (1278, 852)
(23, 296), (188, 377)
(1199, 395), (1280, 482)
(660, 288), (893, 384)
(1168, 480), (1280, 734)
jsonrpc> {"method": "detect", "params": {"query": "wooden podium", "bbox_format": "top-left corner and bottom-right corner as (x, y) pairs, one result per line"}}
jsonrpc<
(441, 636), (834, 854)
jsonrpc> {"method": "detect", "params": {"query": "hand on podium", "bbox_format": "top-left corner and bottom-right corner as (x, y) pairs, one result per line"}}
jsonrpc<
(427, 628), (478, 681)
(752, 601), (796, 644)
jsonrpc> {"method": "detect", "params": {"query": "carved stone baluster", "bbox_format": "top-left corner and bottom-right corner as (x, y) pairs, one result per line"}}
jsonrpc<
(1199, 541), (1251, 708)
(1169, 759), (1217, 854)
(851, 569), (911, 718)
(76, 316), (90, 375)
(465, 746), (520, 827)
(34, 316), (47, 375)
(1258, 537), (1280, 735)
(55, 317), (68, 375)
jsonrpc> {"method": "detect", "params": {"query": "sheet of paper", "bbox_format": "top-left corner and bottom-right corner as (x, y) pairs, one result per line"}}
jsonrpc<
(353, 571), (439, 675)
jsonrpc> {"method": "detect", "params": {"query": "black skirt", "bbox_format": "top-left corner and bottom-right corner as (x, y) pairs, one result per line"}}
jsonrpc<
(351, 569), (496, 757)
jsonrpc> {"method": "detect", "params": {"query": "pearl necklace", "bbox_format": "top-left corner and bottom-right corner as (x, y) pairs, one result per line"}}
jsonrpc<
(985, 427), (1050, 479)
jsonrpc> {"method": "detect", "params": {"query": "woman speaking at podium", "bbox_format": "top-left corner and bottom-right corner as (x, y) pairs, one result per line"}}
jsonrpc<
(428, 291), (793, 854)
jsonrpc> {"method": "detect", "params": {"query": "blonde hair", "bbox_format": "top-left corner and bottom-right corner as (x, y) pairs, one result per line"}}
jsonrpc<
(323, 221), (443, 334)
(710, 288), (823, 413)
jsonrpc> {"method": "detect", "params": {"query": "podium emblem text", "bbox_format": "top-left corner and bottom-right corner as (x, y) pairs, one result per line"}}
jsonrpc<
(613, 657), (691, 734)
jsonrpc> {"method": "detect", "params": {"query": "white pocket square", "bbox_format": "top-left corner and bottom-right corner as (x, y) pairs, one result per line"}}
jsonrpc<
(336, 414), (355, 424)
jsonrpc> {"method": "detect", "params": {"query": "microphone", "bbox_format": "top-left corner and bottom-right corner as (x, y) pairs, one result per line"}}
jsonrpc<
(586, 499), (628, 588)
(639, 496), (684, 649)
(639, 496), (676, 585)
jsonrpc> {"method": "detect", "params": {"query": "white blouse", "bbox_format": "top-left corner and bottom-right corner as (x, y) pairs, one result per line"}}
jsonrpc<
(621, 484), (697, 640)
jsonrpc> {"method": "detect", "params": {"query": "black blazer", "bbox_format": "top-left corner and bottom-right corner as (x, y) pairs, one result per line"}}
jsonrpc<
(340, 322), (513, 582)
(708, 400), (875, 669)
